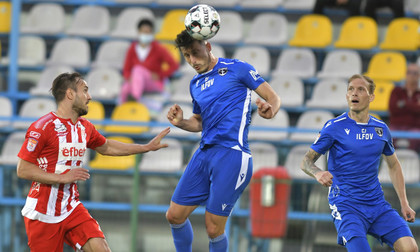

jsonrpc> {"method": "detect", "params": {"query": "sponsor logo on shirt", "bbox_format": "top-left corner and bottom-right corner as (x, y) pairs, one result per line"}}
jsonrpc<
(201, 78), (214, 91)
(26, 138), (38, 152)
(356, 128), (373, 140)
(249, 70), (260, 81)
(344, 128), (350, 135)
(62, 147), (86, 157)
(58, 142), (87, 161)
(29, 131), (41, 139)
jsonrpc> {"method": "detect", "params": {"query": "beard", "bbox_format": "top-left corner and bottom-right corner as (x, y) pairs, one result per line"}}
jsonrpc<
(73, 104), (88, 117)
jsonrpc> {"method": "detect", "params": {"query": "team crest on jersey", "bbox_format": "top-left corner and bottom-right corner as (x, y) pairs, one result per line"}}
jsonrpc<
(26, 138), (38, 152)
(218, 67), (228, 76)
(375, 127), (383, 137)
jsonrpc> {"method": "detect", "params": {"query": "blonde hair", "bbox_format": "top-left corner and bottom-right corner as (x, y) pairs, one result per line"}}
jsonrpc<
(348, 74), (375, 94)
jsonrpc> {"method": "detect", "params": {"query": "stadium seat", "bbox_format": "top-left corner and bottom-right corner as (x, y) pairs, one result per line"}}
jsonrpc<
(150, 103), (199, 137)
(196, 0), (239, 7)
(289, 14), (332, 48)
(90, 136), (136, 170)
(0, 2), (11, 33)
(0, 36), (46, 66)
(290, 110), (335, 143)
(66, 5), (110, 37)
(272, 48), (316, 78)
(82, 100), (105, 130)
(283, 0), (316, 10)
(249, 142), (278, 173)
(334, 16), (378, 50)
(91, 40), (131, 70)
(210, 11), (243, 44)
(155, 9), (188, 42)
(365, 52), (407, 82)
(306, 79), (348, 109)
(0, 132), (26, 165)
(139, 138), (184, 172)
(169, 72), (195, 103)
(378, 149), (420, 184)
(269, 76), (305, 107)
(104, 101), (150, 134)
(157, 0), (195, 5)
(285, 144), (326, 179)
(369, 80), (394, 111)
(0, 96), (12, 128)
(86, 67), (122, 100)
(14, 97), (57, 130)
(317, 50), (362, 79)
(160, 42), (181, 65)
(20, 3), (65, 34)
(241, 0), (284, 8)
(46, 38), (91, 68)
(249, 109), (289, 141)
(232, 46), (270, 78)
(244, 13), (288, 46)
(30, 66), (75, 96)
(110, 7), (155, 39)
(115, 0), (153, 3)
(379, 18), (420, 51)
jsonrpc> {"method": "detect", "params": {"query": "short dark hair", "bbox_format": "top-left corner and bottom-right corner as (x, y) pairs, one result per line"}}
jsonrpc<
(175, 30), (204, 49)
(137, 18), (154, 31)
(50, 72), (83, 103)
(348, 74), (376, 94)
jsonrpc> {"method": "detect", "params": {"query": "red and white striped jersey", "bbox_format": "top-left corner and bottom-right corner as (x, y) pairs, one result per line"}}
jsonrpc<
(18, 112), (106, 223)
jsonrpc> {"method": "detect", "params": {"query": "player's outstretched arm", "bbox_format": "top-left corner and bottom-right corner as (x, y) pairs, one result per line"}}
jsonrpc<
(167, 104), (202, 132)
(95, 127), (170, 156)
(301, 149), (333, 187)
(254, 82), (281, 119)
(384, 153), (416, 222)
(17, 158), (90, 184)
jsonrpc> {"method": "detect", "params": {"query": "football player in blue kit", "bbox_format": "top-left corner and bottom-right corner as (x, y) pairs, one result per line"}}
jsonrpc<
(165, 30), (281, 252)
(301, 74), (418, 252)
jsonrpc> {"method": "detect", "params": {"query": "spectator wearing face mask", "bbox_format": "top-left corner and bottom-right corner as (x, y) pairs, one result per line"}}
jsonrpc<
(120, 18), (179, 104)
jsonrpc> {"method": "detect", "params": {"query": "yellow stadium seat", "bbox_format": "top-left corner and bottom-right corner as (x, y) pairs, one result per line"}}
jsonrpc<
(0, 2), (11, 33)
(289, 14), (332, 48)
(370, 81), (394, 111)
(89, 136), (135, 170)
(104, 101), (150, 134)
(334, 16), (377, 50)
(160, 42), (181, 71)
(83, 100), (105, 130)
(155, 9), (188, 42)
(380, 18), (420, 51)
(365, 52), (406, 82)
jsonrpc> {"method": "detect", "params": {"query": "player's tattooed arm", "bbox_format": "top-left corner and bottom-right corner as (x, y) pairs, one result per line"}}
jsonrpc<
(301, 149), (323, 178)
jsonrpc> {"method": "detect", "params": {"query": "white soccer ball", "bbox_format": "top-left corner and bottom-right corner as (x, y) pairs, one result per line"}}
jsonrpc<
(184, 4), (220, 40)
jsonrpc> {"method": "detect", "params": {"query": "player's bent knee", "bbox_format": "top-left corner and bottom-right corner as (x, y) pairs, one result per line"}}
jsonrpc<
(205, 223), (224, 239)
(165, 209), (186, 225)
(82, 238), (111, 252)
(393, 236), (418, 252)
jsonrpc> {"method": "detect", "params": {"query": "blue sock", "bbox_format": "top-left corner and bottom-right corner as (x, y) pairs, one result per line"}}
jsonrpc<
(209, 233), (228, 252)
(170, 218), (193, 252)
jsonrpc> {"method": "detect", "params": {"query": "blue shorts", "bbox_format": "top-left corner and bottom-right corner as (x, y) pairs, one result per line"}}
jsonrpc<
(171, 145), (252, 216)
(330, 200), (413, 248)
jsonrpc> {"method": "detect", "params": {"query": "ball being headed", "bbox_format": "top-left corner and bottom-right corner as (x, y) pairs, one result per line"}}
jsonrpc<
(184, 4), (220, 40)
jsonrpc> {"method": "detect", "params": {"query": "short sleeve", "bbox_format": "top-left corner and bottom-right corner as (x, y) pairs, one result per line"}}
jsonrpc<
(236, 60), (266, 91)
(382, 125), (395, 156)
(310, 121), (335, 155)
(86, 122), (106, 149)
(18, 126), (47, 164)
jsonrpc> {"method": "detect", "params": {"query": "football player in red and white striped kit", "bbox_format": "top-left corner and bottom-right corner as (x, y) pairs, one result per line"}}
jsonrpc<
(17, 72), (170, 252)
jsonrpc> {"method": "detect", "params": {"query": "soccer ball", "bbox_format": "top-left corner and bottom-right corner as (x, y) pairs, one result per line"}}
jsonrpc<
(184, 4), (220, 40)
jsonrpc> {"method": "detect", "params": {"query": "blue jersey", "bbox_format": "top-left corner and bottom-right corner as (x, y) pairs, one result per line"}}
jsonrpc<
(311, 112), (395, 204)
(190, 58), (265, 153)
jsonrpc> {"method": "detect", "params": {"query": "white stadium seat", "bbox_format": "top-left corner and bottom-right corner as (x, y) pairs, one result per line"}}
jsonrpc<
(290, 110), (335, 143)
(30, 66), (75, 96)
(317, 50), (362, 79)
(0, 96), (12, 128)
(272, 48), (316, 79)
(14, 98), (57, 130)
(270, 76), (305, 107)
(306, 79), (349, 109)
(0, 36), (46, 67)
(210, 11), (243, 44)
(66, 5), (110, 37)
(249, 109), (289, 141)
(20, 3), (65, 34)
(249, 142), (279, 172)
(232, 46), (271, 78)
(91, 40), (131, 70)
(46, 38), (90, 68)
(244, 13), (288, 46)
(0, 132), (26, 166)
(86, 67), (123, 100)
(139, 138), (184, 172)
(378, 149), (420, 184)
(110, 7), (155, 39)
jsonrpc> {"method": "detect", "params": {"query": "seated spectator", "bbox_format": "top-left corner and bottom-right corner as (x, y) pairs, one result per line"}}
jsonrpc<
(120, 18), (179, 104)
(364, 0), (404, 21)
(388, 63), (420, 151)
(313, 0), (362, 16)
